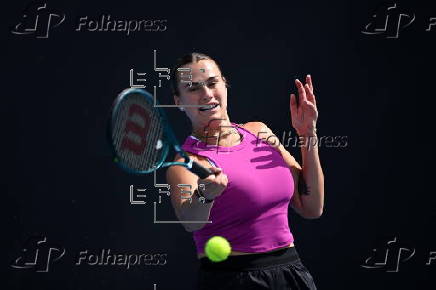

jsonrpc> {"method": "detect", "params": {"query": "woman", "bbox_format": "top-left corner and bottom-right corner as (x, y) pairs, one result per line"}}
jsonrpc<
(166, 52), (324, 290)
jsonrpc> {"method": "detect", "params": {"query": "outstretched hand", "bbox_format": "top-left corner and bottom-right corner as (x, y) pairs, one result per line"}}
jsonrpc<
(290, 75), (318, 136)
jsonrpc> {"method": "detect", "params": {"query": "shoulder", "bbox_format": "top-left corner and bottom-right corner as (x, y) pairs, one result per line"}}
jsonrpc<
(237, 121), (267, 131)
(238, 121), (270, 136)
(241, 121), (300, 167)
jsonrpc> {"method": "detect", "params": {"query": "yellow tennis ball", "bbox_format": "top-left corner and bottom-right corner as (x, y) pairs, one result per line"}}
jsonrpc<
(205, 236), (232, 262)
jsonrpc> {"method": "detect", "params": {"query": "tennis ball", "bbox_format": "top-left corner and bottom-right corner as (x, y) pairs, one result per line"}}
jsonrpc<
(205, 236), (232, 262)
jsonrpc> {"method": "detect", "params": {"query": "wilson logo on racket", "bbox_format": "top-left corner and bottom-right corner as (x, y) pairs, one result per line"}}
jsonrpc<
(121, 104), (151, 155)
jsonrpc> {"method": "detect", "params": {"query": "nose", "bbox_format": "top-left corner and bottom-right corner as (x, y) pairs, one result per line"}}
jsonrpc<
(200, 85), (214, 102)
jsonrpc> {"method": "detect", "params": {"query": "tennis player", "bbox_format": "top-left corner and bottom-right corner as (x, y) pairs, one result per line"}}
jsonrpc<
(166, 52), (324, 290)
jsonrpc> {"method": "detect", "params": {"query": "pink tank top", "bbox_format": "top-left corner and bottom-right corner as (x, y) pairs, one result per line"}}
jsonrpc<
(181, 123), (294, 254)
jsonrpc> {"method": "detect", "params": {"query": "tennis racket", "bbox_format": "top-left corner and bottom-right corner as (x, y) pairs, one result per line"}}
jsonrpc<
(107, 87), (213, 179)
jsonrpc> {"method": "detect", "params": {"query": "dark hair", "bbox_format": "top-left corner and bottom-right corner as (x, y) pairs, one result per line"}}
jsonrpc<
(170, 52), (229, 96)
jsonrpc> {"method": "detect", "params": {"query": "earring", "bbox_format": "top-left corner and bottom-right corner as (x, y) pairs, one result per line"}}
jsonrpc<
(179, 107), (185, 111)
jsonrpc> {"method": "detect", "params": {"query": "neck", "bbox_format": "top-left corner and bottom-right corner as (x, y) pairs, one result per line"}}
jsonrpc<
(191, 121), (241, 146)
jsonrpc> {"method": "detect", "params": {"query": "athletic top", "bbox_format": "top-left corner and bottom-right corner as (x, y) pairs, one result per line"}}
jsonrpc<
(181, 122), (295, 254)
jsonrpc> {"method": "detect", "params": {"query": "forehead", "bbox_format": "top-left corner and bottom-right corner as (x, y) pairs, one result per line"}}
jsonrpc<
(178, 59), (221, 81)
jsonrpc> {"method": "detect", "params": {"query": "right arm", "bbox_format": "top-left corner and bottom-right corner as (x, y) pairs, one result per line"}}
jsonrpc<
(165, 153), (228, 232)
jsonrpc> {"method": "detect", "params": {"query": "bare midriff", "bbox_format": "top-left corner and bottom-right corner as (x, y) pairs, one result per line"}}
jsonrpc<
(197, 242), (295, 259)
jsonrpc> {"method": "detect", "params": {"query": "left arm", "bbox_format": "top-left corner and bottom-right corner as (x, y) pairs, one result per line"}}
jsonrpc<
(259, 123), (324, 219)
(297, 135), (324, 218)
(289, 74), (324, 218)
(257, 74), (324, 219)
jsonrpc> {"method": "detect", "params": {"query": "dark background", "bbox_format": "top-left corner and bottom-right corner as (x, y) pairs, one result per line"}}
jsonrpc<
(4, 0), (435, 289)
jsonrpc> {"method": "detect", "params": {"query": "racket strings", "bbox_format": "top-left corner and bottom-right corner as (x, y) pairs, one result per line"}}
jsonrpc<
(112, 93), (165, 171)
(143, 108), (164, 169)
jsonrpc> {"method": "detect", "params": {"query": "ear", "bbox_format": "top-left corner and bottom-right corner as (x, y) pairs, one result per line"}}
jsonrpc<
(222, 76), (230, 88)
(173, 95), (181, 106)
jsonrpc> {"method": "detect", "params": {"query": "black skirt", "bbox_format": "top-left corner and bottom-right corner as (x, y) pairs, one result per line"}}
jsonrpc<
(197, 246), (317, 290)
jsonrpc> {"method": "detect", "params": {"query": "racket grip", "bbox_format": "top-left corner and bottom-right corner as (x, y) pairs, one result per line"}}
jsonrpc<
(190, 162), (213, 179)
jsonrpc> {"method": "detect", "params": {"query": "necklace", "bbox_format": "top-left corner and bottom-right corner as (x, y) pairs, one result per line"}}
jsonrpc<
(191, 127), (239, 140)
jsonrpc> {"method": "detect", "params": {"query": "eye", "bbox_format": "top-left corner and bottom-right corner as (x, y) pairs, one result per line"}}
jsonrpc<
(188, 86), (199, 92)
(207, 82), (218, 88)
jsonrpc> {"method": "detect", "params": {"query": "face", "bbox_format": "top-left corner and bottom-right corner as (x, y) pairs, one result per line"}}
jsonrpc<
(174, 59), (229, 131)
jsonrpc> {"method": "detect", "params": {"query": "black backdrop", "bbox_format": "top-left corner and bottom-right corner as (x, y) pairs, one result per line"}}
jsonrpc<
(4, 0), (436, 289)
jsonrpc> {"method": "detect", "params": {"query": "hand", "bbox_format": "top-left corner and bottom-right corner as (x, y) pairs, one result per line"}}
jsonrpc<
(198, 167), (228, 201)
(290, 75), (319, 136)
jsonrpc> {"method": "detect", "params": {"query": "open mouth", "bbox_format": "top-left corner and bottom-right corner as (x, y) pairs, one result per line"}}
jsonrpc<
(199, 104), (219, 111)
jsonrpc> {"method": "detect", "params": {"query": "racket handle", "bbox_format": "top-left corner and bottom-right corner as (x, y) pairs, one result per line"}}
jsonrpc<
(190, 161), (213, 179)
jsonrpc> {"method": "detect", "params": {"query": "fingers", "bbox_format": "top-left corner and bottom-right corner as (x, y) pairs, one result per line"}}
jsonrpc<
(304, 83), (316, 106)
(215, 172), (228, 186)
(304, 74), (315, 105)
(294, 75), (316, 108)
(306, 74), (313, 93)
(295, 79), (307, 104)
(207, 167), (222, 176)
(200, 167), (227, 185)
(197, 167), (228, 200)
